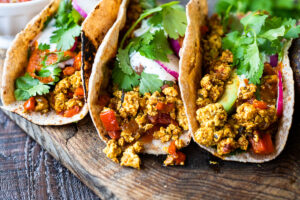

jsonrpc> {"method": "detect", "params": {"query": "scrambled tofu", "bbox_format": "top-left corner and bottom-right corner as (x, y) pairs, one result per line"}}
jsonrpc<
(234, 103), (277, 131)
(34, 96), (49, 113)
(103, 140), (122, 163)
(120, 146), (141, 169)
(51, 71), (84, 113)
(196, 103), (227, 127)
(101, 85), (189, 168)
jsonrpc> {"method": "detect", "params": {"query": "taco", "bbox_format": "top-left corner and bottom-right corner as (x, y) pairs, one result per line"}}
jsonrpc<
(87, 0), (207, 169)
(1, 0), (122, 125)
(182, 10), (298, 162)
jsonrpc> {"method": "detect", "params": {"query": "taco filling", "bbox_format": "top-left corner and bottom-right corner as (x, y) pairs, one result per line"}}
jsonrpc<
(98, 1), (189, 169)
(14, 0), (87, 117)
(194, 12), (299, 156)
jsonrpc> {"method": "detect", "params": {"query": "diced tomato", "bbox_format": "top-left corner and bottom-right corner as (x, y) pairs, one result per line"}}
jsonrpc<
(74, 87), (84, 96)
(156, 102), (165, 111)
(23, 97), (36, 112)
(100, 109), (120, 135)
(156, 102), (175, 113)
(174, 151), (186, 165)
(63, 66), (76, 76)
(108, 130), (121, 140)
(250, 131), (274, 155)
(244, 79), (249, 85)
(26, 49), (44, 75)
(64, 106), (80, 117)
(98, 94), (110, 107)
(168, 141), (177, 155)
(200, 25), (209, 35)
(253, 100), (268, 109)
(73, 52), (82, 71)
(167, 140), (186, 165)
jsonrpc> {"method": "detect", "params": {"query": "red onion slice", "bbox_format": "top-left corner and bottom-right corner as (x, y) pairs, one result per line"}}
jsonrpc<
(155, 55), (179, 80)
(169, 39), (181, 57)
(72, 0), (88, 18)
(276, 69), (283, 117)
(70, 37), (78, 51)
(270, 54), (278, 67)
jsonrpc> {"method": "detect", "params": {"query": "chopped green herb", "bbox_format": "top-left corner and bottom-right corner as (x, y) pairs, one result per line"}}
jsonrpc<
(222, 12), (300, 84)
(14, 74), (50, 101)
(38, 43), (50, 51)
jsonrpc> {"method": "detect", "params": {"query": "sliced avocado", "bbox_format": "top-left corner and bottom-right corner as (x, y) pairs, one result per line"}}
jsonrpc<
(217, 71), (239, 113)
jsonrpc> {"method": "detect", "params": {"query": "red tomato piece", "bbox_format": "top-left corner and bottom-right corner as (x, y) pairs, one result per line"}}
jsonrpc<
(64, 106), (80, 118)
(253, 100), (268, 109)
(23, 97), (36, 112)
(100, 110), (120, 134)
(74, 87), (84, 96)
(250, 131), (274, 154)
(174, 151), (186, 165)
(168, 141), (177, 155)
(108, 131), (121, 140)
(63, 66), (76, 76)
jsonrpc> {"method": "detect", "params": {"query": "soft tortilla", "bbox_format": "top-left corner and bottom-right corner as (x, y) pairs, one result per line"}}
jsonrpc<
(88, 0), (205, 154)
(183, 16), (295, 164)
(1, 0), (121, 125)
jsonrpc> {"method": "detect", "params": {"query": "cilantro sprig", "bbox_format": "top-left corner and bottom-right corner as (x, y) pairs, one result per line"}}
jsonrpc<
(113, 1), (186, 94)
(222, 12), (300, 84)
(14, 74), (50, 101)
(50, 0), (82, 51)
(120, 1), (186, 48)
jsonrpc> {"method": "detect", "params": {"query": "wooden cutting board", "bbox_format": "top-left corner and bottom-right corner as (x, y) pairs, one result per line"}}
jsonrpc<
(1, 1), (300, 198)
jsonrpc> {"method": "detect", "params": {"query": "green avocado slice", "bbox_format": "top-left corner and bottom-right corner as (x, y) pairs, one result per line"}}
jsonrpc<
(217, 71), (240, 113)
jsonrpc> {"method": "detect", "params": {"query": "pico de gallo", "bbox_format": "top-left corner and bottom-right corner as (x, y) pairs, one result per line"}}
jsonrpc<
(193, 10), (300, 156)
(14, 0), (86, 118)
(98, 0), (189, 169)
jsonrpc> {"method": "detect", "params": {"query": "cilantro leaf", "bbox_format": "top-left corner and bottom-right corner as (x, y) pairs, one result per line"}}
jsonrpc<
(259, 26), (286, 41)
(112, 66), (140, 91)
(241, 13), (267, 34)
(138, 30), (173, 62)
(38, 43), (50, 50)
(162, 5), (187, 39)
(242, 41), (263, 84)
(139, 72), (163, 94)
(50, 0), (82, 51)
(116, 46), (134, 75)
(120, 1), (180, 48)
(14, 74), (50, 101)
(139, 0), (157, 10)
(38, 64), (62, 83)
(50, 23), (81, 51)
(284, 26), (300, 39)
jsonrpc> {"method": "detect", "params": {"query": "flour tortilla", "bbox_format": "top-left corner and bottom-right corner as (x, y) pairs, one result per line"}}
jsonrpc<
(88, 0), (206, 154)
(183, 21), (294, 164)
(1, 0), (122, 125)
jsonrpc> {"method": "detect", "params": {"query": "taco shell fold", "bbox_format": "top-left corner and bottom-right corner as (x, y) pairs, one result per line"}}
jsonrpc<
(1, 0), (122, 125)
(87, 0), (207, 155)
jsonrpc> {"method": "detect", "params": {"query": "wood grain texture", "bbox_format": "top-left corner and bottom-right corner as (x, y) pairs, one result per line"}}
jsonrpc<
(1, 0), (300, 199)
(0, 109), (100, 200)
